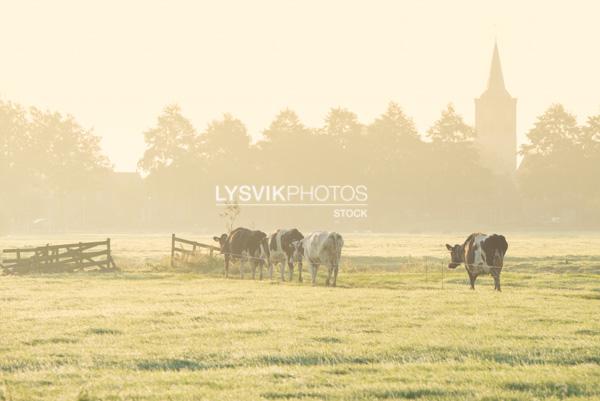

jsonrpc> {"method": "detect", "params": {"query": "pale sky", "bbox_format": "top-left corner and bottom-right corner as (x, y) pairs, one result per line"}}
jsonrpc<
(1, 0), (599, 171)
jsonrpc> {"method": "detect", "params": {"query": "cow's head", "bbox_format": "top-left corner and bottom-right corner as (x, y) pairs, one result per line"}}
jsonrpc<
(213, 234), (228, 250)
(445, 243), (463, 269)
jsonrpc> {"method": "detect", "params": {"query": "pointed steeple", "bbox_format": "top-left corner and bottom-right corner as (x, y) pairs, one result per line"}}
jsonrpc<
(485, 42), (509, 95)
(475, 41), (517, 176)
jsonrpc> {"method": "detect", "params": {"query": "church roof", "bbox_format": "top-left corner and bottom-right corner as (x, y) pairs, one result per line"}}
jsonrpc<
(480, 42), (512, 98)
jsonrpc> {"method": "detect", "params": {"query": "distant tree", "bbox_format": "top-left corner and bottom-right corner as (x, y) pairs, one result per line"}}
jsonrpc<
(262, 109), (309, 142)
(580, 113), (600, 222)
(257, 109), (317, 182)
(0, 101), (112, 232)
(200, 113), (251, 167)
(427, 103), (475, 143)
(360, 103), (426, 226)
(324, 107), (362, 136)
(199, 114), (254, 205)
(582, 114), (600, 155)
(0, 101), (28, 232)
(28, 107), (110, 191)
(324, 107), (363, 149)
(0, 101), (28, 183)
(520, 104), (581, 157)
(518, 105), (589, 222)
(138, 104), (198, 175)
(366, 101), (421, 168)
(368, 102), (419, 145)
(424, 103), (493, 223)
(312, 107), (364, 183)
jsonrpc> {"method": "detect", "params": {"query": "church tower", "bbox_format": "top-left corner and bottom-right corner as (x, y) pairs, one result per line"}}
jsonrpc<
(475, 43), (517, 176)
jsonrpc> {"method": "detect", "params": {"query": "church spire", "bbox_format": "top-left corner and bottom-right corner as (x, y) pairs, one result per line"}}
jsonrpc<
(486, 42), (508, 94)
(475, 41), (517, 176)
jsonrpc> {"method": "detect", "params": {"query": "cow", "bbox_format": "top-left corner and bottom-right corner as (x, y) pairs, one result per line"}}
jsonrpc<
(292, 231), (344, 286)
(445, 233), (508, 291)
(268, 228), (304, 281)
(213, 227), (270, 279)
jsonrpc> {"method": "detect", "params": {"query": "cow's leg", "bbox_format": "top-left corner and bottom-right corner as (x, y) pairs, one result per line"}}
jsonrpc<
(240, 258), (245, 279)
(268, 261), (274, 280)
(251, 260), (257, 280)
(287, 258), (294, 282)
(311, 263), (319, 286)
(492, 270), (501, 291)
(332, 263), (339, 287)
(224, 255), (230, 279)
(325, 264), (333, 286)
(468, 271), (476, 290)
(259, 260), (264, 280)
(298, 261), (303, 283)
(279, 262), (285, 282)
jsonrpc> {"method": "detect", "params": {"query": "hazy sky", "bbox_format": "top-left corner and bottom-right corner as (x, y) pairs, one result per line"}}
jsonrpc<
(1, 0), (599, 171)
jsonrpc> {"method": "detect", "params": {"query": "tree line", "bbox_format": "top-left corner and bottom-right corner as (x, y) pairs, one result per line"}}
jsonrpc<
(1, 99), (599, 233)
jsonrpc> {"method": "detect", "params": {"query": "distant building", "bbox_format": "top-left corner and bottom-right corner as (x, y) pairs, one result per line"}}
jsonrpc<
(475, 43), (517, 176)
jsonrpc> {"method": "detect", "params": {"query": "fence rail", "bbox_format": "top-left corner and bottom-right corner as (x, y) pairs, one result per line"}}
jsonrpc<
(1, 239), (117, 275)
(171, 234), (220, 267)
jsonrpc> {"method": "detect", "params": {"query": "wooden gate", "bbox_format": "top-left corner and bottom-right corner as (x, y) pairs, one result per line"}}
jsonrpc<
(1, 239), (117, 275)
(171, 234), (220, 267)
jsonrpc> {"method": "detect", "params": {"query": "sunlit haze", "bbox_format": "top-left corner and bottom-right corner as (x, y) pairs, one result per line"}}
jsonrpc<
(1, 0), (599, 171)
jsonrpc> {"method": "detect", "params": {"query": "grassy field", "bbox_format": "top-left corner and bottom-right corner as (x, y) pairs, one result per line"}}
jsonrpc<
(1, 233), (600, 400)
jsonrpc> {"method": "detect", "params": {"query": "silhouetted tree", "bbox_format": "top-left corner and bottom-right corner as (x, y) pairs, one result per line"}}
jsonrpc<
(320, 107), (365, 182)
(518, 104), (588, 224)
(1, 100), (111, 232)
(200, 113), (252, 178)
(258, 109), (316, 182)
(28, 107), (110, 191)
(324, 107), (363, 149)
(582, 114), (600, 222)
(427, 103), (475, 143)
(369, 102), (419, 145)
(138, 104), (198, 175)
(262, 109), (309, 142)
(364, 102), (424, 226)
(0, 101), (28, 184)
(425, 103), (494, 224)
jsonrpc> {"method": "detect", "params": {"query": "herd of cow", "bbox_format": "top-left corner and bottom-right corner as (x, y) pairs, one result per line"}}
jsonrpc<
(213, 228), (509, 291)
(213, 228), (343, 286)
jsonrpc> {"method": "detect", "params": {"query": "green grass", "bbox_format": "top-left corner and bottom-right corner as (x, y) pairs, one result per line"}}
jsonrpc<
(1, 234), (600, 400)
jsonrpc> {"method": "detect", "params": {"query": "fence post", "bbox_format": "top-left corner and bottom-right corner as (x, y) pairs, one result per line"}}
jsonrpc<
(78, 242), (83, 271)
(106, 238), (111, 270)
(441, 261), (444, 289)
(171, 234), (175, 268)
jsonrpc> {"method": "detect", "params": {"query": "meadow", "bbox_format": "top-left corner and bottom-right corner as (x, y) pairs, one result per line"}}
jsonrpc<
(1, 233), (600, 400)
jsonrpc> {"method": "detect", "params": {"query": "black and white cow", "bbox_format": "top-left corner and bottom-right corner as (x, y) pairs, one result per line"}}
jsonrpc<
(292, 231), (344, 286)
(268, 228), (304, 281)
(445, 233), (508, 291)
(213, 227), (270, 279)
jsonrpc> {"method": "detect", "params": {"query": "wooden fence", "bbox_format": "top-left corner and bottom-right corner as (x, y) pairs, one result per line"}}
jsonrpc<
(171, 234), (220, 267)
(1, 239), (117, 275)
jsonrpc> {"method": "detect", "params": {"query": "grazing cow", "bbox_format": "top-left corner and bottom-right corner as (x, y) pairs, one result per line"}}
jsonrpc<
(268, 228), (304, 281)
(213, 227), (270, 279)
(445, 233), (508, 291)
(292, 231), (344, 286)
